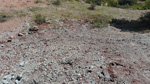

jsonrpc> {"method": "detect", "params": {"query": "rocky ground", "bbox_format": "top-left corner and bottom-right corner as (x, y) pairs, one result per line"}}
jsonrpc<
(0, 0), (150, 84)
(0, 18), (150, 84)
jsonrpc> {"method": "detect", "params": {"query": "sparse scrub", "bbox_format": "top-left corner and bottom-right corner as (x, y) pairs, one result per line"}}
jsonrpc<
(33, 14), (46, 24)
(46, 0), (51, 5)
(88, 4), (96, 10)
(0, 13), (12, 23)
(14, 11), (28, 17)
(118, 0), (137, 5)
(142, 0), (150, 9)
(111, 12), (150, 32)
(52, 0), (61, 5)
(28, 7), (42, 12)
(84, 0), (150, 10)
(35, 0), (42, 3)
(85, 0), (104, 5)
(139, 12), (150, 27)
(87, 14), (111, 28)
(107, 0), (118, 7)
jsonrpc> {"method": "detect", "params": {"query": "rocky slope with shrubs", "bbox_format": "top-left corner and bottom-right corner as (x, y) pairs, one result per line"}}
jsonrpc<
(0, 18), (150, 84)
(0, 0), (150, 84)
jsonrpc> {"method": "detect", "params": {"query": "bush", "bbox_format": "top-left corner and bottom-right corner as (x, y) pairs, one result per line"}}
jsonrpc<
(0, 13), (12, 23)
(130, 4), (143, 10)
(142, 0), (150, 9)
(85, 0), (105, 5)
(107, 0), (118, 7)
(35, 0), (41, 3)
(139, 12), (150, 26)
(111, 12), (150, 32)
(88, 4), (96, 10)
(46, 0), (51, 5)
(118, 0), (137, 5)
(84, 0), (150, 10)
(87, 14), (111, 28)
(52, 0), (61, 5)
(34, 14), (46, 24)
(28, 7), (43, 12)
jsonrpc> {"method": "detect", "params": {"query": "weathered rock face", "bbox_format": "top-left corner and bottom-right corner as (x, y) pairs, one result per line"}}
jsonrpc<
(0, 19), (150, 84)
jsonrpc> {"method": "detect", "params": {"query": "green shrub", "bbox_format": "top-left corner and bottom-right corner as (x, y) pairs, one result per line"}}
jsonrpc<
(35, 0), (41, 3)
(0, 13), (12, 23)
(46, 0), (51, 5)
(84, 0), (150, 10)
(142, 0), (150, 9)
(139, 12), (150, 26)
(118, 0), (137, 5)
(132, 5), (142, 10)
(28, 7), (42, 12)
(52, 0), (61, 5)
(87, 14), (111, 28)
(107, 0), (118, 7)
(88, 4), (96, 10)
(33, 14), (46, 24)
(85, 0), (105, 5)
(111, 12), (150, 32)
(75, 0), (80, 2)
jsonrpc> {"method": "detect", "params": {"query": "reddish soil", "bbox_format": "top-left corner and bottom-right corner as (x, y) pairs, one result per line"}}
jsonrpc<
(0, 17), (25, 33)
(0, 0), (35, 8)
(0, 1), (150, 84)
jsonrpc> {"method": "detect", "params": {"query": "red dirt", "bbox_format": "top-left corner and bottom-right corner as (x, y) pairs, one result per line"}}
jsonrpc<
(0, 0), (35, 8)
(0, 17), (25, 33)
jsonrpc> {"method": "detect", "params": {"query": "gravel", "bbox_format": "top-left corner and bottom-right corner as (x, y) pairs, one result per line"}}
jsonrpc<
(0, 19), (150, 84)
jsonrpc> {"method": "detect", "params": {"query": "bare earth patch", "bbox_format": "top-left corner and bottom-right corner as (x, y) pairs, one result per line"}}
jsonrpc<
(0, 0), (35, 9)
(0, 17), (27, 41)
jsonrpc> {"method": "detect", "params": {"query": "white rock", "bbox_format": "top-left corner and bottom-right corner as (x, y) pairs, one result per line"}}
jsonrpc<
(2, 80), (9, 84)
(19, 61), (28, 66)
(3, 75), (11, 80)
(15, 80), (19, 84)
(90, 65), (94, 69)
(18, 33), (24, 36)
(19, 62), (25, 66)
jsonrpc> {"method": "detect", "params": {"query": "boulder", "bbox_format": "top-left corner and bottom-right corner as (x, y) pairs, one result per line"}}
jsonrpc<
(29, 26), (39, 31)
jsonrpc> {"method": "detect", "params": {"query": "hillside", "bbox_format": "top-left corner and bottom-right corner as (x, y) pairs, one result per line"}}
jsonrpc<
(0, 0), (150, 84)
(0, 0), (35, 8)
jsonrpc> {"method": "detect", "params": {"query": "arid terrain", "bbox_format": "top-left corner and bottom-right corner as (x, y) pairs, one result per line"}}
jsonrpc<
(0, 0), (35, 8)
(0, 0), (150, 84)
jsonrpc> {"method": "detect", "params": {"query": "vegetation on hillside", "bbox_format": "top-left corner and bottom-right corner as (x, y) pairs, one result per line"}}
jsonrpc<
(0, 0), (149, 31)
(85, 0), (150, 10)
(111, 12), (150, 32)
(0, 13), (12, 23)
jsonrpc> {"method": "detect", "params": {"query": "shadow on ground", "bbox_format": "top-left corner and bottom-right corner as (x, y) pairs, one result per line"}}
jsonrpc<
(110, 12), (150, 32)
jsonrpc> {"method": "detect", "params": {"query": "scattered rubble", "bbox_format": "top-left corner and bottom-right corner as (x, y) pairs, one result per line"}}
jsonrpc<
(0, 19), (150, 84)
